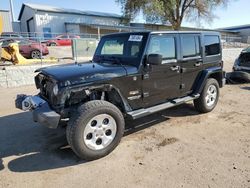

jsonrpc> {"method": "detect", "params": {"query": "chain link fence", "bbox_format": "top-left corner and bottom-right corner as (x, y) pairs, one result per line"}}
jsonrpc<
(1, 32), (250, 66)
(0, 32), (100, 66)
(221, 36), (249, 48)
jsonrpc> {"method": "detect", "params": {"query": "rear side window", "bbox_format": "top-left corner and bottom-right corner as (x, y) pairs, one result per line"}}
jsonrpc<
(181, 35), (201, 58)
(204, 35), (220, 56)
(147, 35), (176, 59)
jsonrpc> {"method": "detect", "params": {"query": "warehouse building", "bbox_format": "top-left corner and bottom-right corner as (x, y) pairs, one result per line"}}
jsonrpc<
(16, 3), (247, 43)
(17, 3), (131, 38)
(0, 10), (13, 32)
(219, 25), (250, 43)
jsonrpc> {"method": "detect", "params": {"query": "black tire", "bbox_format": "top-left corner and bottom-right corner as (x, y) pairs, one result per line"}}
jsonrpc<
(194, 78), (219, 113)
(49, 43), (57, 46)
(30, 50), (41, 59)
(66, 100), (125, 160)
(226, 71), (250, 84)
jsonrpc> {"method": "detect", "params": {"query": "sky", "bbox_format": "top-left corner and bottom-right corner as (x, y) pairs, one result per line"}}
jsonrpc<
(0, 0), (249, 29)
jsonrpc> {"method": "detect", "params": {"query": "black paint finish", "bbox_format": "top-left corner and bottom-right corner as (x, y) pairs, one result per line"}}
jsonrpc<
(34, 31), (224, 115)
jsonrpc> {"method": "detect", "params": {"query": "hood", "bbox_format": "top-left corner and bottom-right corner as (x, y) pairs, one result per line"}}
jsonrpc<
(36, 62), (138, 86)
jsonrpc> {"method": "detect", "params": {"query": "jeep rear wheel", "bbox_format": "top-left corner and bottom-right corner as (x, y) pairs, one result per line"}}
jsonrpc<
(194, 78), (219, 113)
(66, 100), (125, 160)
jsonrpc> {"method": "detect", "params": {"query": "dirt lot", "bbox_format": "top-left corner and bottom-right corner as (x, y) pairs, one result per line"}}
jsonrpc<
(0, 49), (250, 188)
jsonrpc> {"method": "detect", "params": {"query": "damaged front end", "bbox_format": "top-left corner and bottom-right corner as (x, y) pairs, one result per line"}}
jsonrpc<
(15, 94), (61, 129)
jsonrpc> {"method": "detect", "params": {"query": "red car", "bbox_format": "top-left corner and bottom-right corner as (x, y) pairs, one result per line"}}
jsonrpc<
(18, 39), (49, 59)
(2, 39), (49, 59)
(46, 35), (80, 46)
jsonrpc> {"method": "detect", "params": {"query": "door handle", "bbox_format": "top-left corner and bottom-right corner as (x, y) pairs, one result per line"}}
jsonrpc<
(170, 65), (180, 71)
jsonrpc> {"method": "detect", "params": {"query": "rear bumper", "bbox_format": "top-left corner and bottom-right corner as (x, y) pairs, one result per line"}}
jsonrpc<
(233, 66), (250, 73)
(15, 95), (60, 129)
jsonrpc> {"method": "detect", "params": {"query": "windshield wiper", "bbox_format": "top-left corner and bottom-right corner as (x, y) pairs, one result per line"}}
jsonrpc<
(95, 55), (122, 65)
(101, 56), (128, 74)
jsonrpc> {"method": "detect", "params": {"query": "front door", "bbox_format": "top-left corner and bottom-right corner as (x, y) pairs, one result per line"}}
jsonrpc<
(180, 34), (203, 95)
(142, 34), (181, 108)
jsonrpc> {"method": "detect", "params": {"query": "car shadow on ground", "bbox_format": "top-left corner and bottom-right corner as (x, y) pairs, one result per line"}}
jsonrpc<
(0, 103), (199, 173)
(241, 86), (250, 90)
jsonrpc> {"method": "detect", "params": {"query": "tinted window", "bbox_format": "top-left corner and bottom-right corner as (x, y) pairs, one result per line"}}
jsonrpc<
(182, 35), (200, 58)
(205, 35), (220, 56)
(147, 35), (176, 59)
(130, 43), (142, 57)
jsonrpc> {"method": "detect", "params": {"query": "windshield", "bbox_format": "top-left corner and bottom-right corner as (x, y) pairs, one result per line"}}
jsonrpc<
(93, 33), (148, 66)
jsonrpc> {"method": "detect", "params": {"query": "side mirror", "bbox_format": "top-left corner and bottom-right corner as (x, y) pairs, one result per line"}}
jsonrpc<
(147, 54), (162, 65)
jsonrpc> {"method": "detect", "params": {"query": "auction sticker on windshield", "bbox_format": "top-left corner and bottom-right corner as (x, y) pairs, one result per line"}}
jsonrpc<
(129, 35), (143, 42)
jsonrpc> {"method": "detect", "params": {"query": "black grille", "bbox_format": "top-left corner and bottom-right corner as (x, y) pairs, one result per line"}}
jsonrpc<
(36, 74), (54, 102)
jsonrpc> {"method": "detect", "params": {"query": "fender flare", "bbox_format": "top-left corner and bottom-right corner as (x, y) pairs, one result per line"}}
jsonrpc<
(193, 67), (225, 94)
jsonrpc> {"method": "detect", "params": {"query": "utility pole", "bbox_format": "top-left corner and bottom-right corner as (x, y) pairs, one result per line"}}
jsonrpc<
(9, 0), (15, 22)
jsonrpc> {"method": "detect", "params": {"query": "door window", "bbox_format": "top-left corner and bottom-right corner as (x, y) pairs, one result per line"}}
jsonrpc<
(147, 35), (176, 60)
(181, 35), (201, 58)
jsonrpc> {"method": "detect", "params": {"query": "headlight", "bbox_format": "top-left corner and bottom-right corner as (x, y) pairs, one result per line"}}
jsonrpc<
(53, 84), (59, 95)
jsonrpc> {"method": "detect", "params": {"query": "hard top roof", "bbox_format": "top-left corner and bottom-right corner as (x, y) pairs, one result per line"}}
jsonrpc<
(103, 30), (220, 37)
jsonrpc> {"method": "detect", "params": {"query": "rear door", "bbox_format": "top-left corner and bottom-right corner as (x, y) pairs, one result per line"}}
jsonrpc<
(180, 34), (203, 95)
(142, 33), (181, 107)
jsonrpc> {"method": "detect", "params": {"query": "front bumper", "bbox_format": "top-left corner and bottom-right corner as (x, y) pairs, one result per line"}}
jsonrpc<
(15, 95), (60, 129)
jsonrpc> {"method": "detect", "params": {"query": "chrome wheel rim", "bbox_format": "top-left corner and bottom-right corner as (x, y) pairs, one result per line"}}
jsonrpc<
(83, 114), (117, 150)
(31, 51), (41, 59)
(205, 85), (217, 107)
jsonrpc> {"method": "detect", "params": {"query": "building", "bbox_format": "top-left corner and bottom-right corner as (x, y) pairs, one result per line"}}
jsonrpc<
(18, 3), (129, 38)
(0, 10), (13, 32)
(219, 25), (250, 43)
(16, 3), (248, 43)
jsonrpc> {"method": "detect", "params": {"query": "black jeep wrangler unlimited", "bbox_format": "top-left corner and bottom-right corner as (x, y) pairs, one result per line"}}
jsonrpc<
(16, 31), (226, 160)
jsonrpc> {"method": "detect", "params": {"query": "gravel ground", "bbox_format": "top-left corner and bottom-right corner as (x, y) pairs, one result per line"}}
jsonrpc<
(0, 48), (249, 188)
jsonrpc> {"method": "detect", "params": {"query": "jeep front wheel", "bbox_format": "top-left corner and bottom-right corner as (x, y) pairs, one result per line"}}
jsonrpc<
(194, 78), (219, 113)
(66, 100), (125, 160)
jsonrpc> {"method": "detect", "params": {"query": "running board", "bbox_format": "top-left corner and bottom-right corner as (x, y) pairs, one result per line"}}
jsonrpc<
(127, 94), (200, 119)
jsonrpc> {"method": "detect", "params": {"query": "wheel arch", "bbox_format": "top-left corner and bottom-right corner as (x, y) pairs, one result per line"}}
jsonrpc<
(193, 67), (224, 94)
(64, 84), (132, 115)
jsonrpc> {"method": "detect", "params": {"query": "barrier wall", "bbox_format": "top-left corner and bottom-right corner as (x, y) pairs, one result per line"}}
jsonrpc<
(0, 64), (57, 88)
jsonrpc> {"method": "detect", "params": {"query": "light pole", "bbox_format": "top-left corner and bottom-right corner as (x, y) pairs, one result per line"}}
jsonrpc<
(9, 0), (15, 22)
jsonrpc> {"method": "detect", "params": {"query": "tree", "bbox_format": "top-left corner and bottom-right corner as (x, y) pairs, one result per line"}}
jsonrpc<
(116, 0), (230, 30)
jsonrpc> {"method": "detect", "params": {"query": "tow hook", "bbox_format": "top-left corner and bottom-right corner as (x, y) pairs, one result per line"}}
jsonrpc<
(15, 94), (46, 111)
